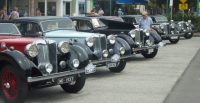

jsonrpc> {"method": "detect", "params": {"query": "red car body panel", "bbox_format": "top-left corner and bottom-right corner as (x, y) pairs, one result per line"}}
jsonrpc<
(0, 37), (41, 53)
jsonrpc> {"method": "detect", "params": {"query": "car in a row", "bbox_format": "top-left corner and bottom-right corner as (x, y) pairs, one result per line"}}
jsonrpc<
(0, 16), (164, 103)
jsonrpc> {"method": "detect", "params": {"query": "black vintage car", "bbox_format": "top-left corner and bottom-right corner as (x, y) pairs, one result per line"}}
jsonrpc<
(6, 16), (129, 73)
(71, 16), (163, 59)
(176, 20), (193, 39)
(122, 15), (180, 44)
(0, 23), (90, 103)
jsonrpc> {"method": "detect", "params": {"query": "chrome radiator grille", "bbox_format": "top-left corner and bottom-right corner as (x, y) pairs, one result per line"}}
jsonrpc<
(93, 35), (107, 59)
(134, 30), (145, 44)
(37, 42), (57, 74)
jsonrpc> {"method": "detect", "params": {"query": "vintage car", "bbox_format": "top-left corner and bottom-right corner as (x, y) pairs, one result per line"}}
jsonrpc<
(0, 23), (91, 103)
(7, 16), (128, 73)
(176, 20), (193, 39)
(71, 16), (163, 59)
(122, 15), (180, 44)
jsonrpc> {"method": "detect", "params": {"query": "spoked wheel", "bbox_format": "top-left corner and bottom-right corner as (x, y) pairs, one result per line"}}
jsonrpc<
(60, 74), (86, 93)
(108, 59), (126, 73)
(142, 48), (158, 58)
(0, 65), (28, 103)
(169, 36), (180, 44)
(184, 32), (193, 39)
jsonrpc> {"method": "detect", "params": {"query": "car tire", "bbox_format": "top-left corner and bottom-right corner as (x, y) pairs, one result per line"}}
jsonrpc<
(142, 48), (158, 58)
(60, 74), (86, 93)
(169, 36), (180, 44)
(108, 59), (126, 73)
(0, 65), (28, 103)
(184, 32), (193, 39)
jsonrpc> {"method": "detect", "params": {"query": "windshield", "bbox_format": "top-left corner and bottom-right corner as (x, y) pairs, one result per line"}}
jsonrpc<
(91, 18), (106, 28)
(155, 16), (168, 23)
(41, 18), (75, 32)
(0, 23), (21, 35)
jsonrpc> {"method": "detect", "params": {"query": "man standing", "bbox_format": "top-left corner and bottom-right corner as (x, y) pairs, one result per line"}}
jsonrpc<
(0, 5), (8, 20)
(9, 6), (19, 20)
(139, 11), (162, 44)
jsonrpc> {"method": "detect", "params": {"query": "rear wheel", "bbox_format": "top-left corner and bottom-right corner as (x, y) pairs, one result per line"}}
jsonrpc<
(60, 74), (86, 93)
(108, 59), (126, 73)
(142, 48), (158, 58)
(169, 36), (180, 44)
(0, 65), (28, 103)
(184, 32), (193, 39)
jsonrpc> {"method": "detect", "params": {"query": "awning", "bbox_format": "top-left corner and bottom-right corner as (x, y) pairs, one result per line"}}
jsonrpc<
(116, 0), (147, 5)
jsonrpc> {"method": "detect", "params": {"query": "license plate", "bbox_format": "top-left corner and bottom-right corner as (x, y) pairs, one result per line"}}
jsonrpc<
(171, 36), (178, 39)
(107, 63), (117, 68)
(85, 63), (96, 74)
(148, 49), (154, 53)
(56, 76), (74, 85)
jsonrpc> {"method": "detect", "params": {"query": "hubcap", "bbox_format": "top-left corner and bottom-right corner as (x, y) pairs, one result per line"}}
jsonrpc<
(1, 69), (18, 100)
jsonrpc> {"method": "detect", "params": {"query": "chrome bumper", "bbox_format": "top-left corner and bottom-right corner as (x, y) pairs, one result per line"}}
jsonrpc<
(161, 34), (183, 37)
(27, 69), (85, 83)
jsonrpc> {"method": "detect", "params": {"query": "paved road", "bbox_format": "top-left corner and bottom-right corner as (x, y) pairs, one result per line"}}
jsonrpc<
(1, 37), (200, 103)
(164, 49), (200, 103)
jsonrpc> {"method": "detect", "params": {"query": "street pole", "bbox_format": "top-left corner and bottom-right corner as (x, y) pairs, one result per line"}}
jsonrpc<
(166, 0), (169, 17)
(85, 0), (87, 15)
(169, 0), (173, 20)
(197, 0), (199, 16)
(109, 0), (112, 16)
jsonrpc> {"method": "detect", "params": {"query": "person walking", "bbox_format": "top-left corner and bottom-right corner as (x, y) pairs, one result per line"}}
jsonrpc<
(0, 5), (8, 20)
(9, 6), (19, 20)
(117, 8), (124, 16)
(139, 11), (162, 44)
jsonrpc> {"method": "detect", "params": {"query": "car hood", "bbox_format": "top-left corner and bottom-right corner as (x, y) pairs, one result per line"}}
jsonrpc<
(45, 30), (99, 38)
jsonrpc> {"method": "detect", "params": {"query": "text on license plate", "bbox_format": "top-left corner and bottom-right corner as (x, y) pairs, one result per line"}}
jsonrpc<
(107, 63), (117, 68)
(56, 76), (74, 84)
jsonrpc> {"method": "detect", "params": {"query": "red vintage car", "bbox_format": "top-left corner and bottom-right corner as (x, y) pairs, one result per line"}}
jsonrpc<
(0, 23), (91, 103)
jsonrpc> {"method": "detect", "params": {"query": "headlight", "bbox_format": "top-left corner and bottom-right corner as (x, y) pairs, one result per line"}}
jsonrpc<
(160, 25), (164, 29)
(72, 59), (80, 68)
(45, 63), (53, 73)
(102, 50), (109, 58)
(170, 24), (175, 29)
(58, 41), (70, 54)
(86, 37), (94, 47)
(188, 20), (191, 23)
(107, 35), (116, 44)
(120, 47), (125, 55)
(129, 30), (136, 38)
(25, 44), (38, 58)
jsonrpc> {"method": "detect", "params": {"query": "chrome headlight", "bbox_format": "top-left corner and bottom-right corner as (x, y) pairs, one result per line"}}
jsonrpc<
(102, 50), (109, 58)
(170, 24), (175, 29)
(45, 63), (53, 73)
(72, 59), (80, 68)
(160, 24), (164, 29)
(120, 47), (125, 55)
(107, 35), (116, 44)
(58, 41), (70, 54)
(188, 20), (191, 23)
(25, 44), (39, 58)
(86, 37), (94, 47)
(186, 22), (189, 26)
(129, 30), (136, 38)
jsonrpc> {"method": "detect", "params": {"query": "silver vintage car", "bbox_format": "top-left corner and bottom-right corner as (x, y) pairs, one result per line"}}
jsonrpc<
(10, 16), (128, 73)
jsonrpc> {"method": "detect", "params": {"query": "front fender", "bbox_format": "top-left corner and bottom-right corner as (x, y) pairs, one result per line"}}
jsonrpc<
(117, 33), (135, 48)
(115, 37), (132, 55)
(0, 50), (36, 75)
(70, 44), (89, 68)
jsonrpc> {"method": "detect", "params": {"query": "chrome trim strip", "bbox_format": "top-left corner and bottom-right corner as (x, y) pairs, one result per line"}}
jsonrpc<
(27, 69), (85, 83)
(132, 45), (159, 52)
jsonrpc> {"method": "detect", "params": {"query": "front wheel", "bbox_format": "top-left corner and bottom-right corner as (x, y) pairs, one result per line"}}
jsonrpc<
(108, 59), (126, 73)
(169, 36), (180, 44)
(142, 48), (158, 58)
(0, 65), (28, 103)
(60, 74), (86, 93)
(184, 32), (193, 39)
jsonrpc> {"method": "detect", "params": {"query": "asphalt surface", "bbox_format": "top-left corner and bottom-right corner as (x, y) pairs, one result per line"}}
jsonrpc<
(1, 37), (200, 103)
(164, 49), (200, 103)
